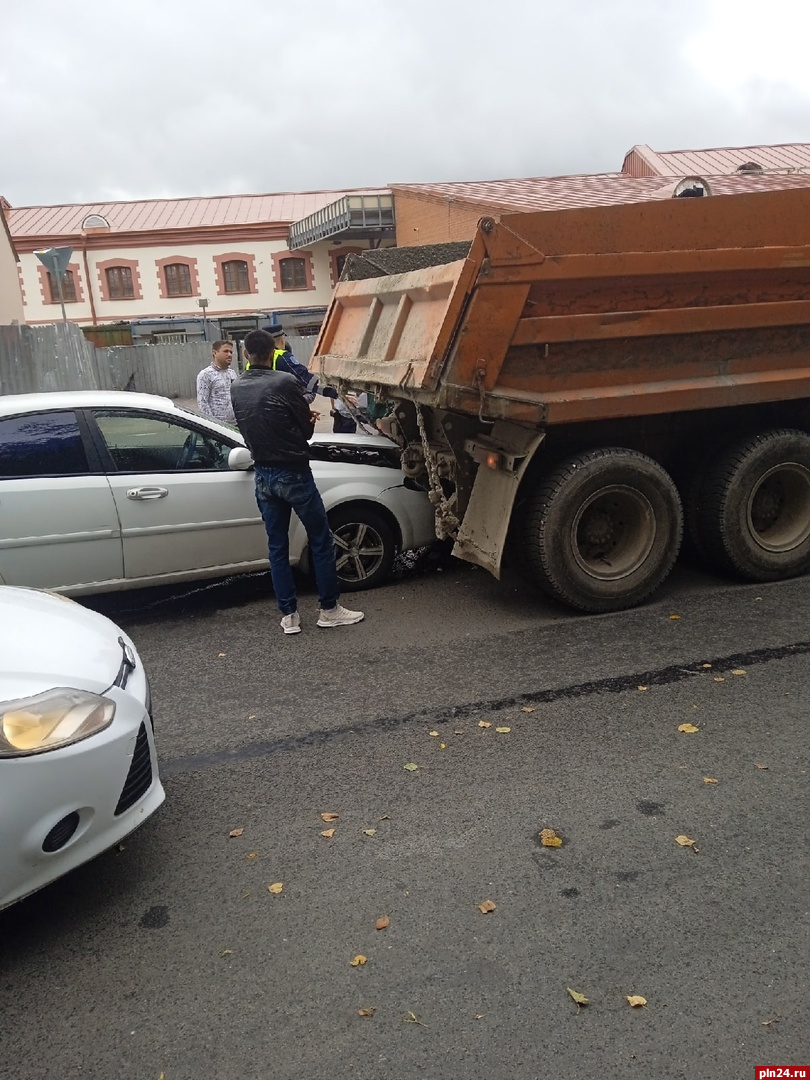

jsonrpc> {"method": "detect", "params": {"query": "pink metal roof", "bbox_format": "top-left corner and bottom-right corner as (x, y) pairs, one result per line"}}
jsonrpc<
(6, 188), (390, 239)
(392, 170), (810, 214)
(623, 143), (810, 177)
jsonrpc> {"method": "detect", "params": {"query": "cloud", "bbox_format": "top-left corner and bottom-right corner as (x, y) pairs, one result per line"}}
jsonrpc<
(2, 0), (808, 206)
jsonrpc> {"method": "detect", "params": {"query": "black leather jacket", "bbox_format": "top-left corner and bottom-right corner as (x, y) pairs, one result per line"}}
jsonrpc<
(230, 367), (314, 469)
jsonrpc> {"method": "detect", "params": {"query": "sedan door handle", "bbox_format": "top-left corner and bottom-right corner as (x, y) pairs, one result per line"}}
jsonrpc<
(126, 486), (169, 500)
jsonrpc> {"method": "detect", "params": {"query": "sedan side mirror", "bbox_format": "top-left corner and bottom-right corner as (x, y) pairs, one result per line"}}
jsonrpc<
(228, 446), (254, 471)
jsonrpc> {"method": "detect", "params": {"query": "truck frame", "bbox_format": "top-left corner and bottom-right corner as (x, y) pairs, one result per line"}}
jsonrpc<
(312, 185), (810, 612)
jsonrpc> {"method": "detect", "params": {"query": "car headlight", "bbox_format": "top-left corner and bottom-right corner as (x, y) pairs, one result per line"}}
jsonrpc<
(0, 689), (115, 757)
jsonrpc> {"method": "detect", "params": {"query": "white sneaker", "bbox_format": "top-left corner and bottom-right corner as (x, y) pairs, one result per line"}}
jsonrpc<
(280, 611), (301, 634)
(317, 603), (364, 628)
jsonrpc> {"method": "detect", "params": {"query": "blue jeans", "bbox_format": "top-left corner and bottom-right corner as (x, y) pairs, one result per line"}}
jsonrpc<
(254, 466), (339, 615)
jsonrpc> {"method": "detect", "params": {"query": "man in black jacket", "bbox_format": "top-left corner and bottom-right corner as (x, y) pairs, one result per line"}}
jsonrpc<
(231, 329), (364, 634)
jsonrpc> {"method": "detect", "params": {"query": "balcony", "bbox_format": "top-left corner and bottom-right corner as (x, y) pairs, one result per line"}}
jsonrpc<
(289, 192), (395, 250)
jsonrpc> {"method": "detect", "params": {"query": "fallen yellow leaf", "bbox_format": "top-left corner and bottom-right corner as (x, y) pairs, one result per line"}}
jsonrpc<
(478, 721), (492, 729)
(678, 723), (700, 733)
(320, 812), (339, 822)
(350, 954), (368, 967)
(520, 706), (535, 713)
(228, 827), (244, 838)
(428, 730), (440, 737)
(403, 762), (419, 771)
(701, 663), (712, 669)
(375, 916), (390, 930)
(218, 652), (227, 657)
(703, 777), (719, 784)
(566, 987), (589, 1006)
(246, 851), (258, 860)
(267, 882), (284, 894)
(755, 763), (769, 770)
(362, 829), (377, 837)
(675, 835), (698, 850)
(440, 742), (446, 749)
(731, 668), (747, 676)
(357, 1007), (376, 1018)
(626, 995), (647, 1007)
(669, 614), (681, 620)
(539, 828), (563, 847)
(477, 899), (497, 914)
(637, 685), (648, 692)
(495, 726), (511, 734)
(320, 828), (336, 839)
(713, 676), (725, 682)
(220, 949), (234, 957)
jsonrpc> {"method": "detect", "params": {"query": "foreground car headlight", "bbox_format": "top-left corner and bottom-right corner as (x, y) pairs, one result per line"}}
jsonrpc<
(0, 689), (115, 757)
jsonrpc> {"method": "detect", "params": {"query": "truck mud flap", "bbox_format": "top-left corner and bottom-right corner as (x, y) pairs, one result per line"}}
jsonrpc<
(452, 423), (545, 576)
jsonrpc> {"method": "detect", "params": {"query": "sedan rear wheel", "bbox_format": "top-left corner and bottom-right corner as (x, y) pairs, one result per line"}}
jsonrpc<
(329, 505), (397, 591)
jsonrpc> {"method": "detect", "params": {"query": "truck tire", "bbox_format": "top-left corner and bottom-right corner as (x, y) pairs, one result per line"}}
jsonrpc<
(329, 504), (397, 591)
(519, 448), (683, 612)
(692, 429), (810, 581)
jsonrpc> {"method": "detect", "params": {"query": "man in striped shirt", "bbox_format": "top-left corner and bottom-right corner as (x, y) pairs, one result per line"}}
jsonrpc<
(196, 340), (236, 423)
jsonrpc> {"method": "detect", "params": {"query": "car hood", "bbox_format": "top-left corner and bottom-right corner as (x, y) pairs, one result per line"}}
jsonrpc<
(0, 588), (124, 700)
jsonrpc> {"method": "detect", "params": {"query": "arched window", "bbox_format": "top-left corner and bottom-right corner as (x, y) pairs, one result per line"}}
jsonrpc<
(222, 260), (250, 293)
(105, 266), (135, 299)
(279, 257), (307, 290)
(163, 263), (193, 296)
(47, 270), (78, 303)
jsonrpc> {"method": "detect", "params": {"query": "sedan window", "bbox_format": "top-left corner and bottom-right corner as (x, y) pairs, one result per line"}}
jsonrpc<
(0, 412), (89, 478)
(93, 412), (233, 472)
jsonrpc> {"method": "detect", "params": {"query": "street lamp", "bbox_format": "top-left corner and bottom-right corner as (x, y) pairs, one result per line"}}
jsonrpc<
(35, 247), (73, 323)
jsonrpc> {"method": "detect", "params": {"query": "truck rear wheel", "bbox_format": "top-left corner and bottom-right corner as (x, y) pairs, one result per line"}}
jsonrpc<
(692, 429), (810, 581)
(519, 448), (683, 612)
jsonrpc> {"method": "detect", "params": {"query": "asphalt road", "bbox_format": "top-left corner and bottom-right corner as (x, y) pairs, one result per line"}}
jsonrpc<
(1, 555), (808, 1080)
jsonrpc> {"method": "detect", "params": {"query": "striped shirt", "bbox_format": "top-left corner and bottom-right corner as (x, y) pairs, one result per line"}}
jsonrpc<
(196, 363), (235, 422)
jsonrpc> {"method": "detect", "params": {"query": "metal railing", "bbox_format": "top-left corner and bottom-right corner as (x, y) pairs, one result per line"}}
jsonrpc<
(289, 193), (395, 249)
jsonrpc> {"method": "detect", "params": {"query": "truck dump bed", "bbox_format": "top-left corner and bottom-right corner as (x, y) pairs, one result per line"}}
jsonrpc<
(313, 188), (810, 425)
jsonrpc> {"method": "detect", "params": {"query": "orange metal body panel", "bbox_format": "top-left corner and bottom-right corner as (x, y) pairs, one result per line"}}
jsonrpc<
(313, 188), (810, 426)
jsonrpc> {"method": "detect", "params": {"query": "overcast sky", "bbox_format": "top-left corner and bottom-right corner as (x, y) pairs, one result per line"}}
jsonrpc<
(2, 0), (808, 208)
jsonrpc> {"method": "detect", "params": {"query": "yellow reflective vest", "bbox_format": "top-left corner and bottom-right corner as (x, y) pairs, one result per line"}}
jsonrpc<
(244, 349), (284, 373)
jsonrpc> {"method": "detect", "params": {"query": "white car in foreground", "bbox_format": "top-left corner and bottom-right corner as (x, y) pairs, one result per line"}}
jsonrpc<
(0, 391), (436, 596)
(0, 587), (164, 910)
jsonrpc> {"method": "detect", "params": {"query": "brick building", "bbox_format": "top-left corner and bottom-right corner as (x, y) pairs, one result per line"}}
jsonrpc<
(390, 142), (810, 246)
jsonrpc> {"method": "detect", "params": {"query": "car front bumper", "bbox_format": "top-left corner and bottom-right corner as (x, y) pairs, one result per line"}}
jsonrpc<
(0, 680), (165, 910)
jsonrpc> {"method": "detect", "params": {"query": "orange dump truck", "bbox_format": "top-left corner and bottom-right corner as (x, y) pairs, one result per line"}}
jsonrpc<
(312, 185), (810, 612)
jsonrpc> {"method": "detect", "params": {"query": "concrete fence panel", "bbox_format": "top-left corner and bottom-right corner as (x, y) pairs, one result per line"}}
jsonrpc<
(0, 323), (210, 400)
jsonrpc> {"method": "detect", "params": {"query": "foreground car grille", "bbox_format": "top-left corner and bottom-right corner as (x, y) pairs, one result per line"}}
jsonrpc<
(115, 723), (153, 816)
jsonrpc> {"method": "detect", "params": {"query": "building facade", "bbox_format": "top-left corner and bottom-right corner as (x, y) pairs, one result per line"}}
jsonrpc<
(0, 199), (24, 324)
(390, 142), (810, 246)
(5, 190), (395, 334)
(5, 141), (809, 329)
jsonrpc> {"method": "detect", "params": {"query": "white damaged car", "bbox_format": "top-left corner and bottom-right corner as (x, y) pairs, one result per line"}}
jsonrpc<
(0, 587), (164, 910)
(0, 391), (437, 596)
